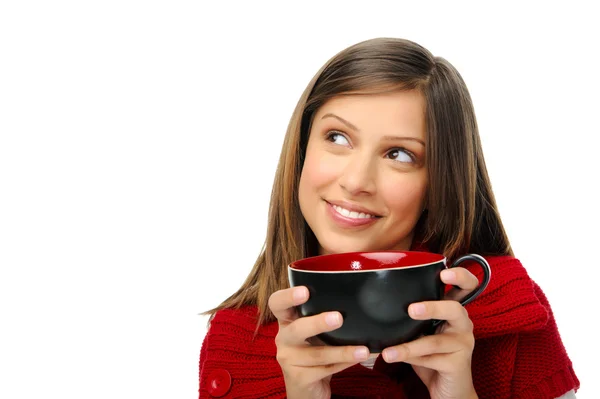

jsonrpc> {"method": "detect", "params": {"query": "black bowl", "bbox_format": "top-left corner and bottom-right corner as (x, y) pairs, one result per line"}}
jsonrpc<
(288, 251), (490, 352)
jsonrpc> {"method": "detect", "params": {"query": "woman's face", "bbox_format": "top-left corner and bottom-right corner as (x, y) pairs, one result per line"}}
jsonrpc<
(298, 90), (428, 255)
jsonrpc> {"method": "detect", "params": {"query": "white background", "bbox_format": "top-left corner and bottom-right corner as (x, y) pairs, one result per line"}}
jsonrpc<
(1, 1), (598, 398)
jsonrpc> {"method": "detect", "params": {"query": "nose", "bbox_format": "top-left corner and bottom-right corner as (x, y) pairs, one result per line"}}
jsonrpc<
(338, 153), (377, 196)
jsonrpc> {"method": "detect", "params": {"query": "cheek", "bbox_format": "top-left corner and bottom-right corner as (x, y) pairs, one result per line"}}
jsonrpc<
(382, 175), (427, 216)
(299, 149), (340, 192)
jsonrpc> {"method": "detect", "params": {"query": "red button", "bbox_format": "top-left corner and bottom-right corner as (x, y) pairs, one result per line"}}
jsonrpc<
(206, 369), (231, 397)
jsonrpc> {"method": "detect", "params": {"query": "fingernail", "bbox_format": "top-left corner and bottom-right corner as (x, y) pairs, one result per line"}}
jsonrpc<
(383, 348), (398, 362)
(441, 269), (456, 282)
(354, 347), (369, 361)
(325, 312), (342, 327)
(410, 303), (426, 317)
(293, 287), (307, 302)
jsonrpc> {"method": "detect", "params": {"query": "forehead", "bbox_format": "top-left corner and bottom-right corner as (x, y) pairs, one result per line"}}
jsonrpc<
(313, 90), (426, 138)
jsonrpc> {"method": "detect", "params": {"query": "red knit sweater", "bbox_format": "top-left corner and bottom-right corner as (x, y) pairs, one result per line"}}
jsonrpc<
(199, 256), (579, 398)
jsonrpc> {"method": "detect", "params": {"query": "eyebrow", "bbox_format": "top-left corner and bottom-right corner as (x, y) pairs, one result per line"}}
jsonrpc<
(321, 112), (425, 146)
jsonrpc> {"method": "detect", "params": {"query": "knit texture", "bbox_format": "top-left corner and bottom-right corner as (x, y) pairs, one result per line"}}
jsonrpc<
(199, 256), (579, 398)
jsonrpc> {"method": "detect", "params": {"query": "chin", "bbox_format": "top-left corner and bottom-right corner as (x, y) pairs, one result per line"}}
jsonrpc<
(317, 232), (414, 255)
(319, 238), (376, 255)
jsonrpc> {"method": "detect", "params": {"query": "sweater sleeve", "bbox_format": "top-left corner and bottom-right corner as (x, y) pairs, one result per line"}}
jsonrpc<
(464, 257), (550, 339)
(511, 283), (580, 398)
(199, 307), (287, 399)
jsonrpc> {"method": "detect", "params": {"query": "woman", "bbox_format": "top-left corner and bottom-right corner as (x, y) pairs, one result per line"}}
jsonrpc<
(199, 38), (579, 398)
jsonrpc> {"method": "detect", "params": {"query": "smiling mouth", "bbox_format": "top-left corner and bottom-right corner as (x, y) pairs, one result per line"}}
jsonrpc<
(328, 202), (381, 220)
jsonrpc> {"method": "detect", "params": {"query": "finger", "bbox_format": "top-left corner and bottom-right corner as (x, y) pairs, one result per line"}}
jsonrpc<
(396, 353), (470, 373)
(382, 333), (470, 364)
(268, 286), (309, 325)
(441, 268), (479, 301)
(408, 300), (473, 331)
(282, 344), (370, 367)
(321, 362), (358, 379)
(291, 361), (361, 386)
(305, 335), (328, 346)
(318, 361), (363, 378)
(280, 311), (344, 345)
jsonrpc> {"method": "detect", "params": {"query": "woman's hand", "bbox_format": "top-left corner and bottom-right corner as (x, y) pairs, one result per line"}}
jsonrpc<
(381, 267), (480, 399)
(268, 286), (370, 399)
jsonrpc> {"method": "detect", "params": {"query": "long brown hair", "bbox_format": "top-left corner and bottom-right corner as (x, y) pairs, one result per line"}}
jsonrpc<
(204, 37), (512, 326)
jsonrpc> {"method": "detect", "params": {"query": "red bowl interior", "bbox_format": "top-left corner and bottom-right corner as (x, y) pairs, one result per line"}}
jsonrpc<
(290, 251), (445, 272)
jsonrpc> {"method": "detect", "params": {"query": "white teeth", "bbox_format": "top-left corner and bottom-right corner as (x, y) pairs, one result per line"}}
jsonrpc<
(332, 205), (376, 219)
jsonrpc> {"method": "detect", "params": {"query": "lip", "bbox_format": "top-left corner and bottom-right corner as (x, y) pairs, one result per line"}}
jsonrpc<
(325, 201), (381, 228)
(326, 199), (382, 217)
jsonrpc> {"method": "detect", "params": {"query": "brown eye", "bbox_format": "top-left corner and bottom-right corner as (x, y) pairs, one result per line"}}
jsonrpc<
(326, 132), (350, 146)
(387, 148), (414, 163)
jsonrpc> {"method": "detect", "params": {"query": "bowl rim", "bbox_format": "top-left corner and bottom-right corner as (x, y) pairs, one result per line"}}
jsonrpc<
(288, 250), (447, 273)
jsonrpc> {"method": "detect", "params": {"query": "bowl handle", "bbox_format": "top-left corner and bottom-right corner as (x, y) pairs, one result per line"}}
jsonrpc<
(448, 253), (491, 307)
(430, 254), (491, 329)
